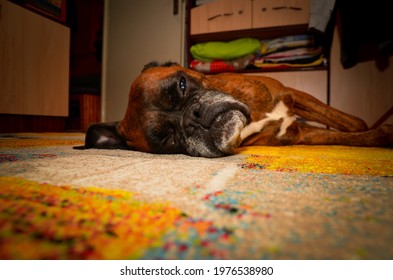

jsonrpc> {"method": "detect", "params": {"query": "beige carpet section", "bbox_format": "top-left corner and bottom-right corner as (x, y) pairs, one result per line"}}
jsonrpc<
(1, 133), (393, 259)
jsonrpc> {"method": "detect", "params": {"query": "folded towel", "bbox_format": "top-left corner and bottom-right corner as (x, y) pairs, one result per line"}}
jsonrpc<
(260, 35), (316, 55)
(190, 38), (260, 62)
(190, 54), (255, 73)
(253, 57), (326, 69)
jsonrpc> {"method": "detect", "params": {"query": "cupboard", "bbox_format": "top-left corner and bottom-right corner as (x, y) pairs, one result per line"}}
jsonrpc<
(0, 0), (70, 131)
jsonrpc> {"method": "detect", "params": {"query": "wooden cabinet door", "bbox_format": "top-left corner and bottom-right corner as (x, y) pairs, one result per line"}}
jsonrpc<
(253, 0), (310, 28)
(247, 71), (327, 104)
(191, 0), (252, 34)
(0, 0), (70, 116)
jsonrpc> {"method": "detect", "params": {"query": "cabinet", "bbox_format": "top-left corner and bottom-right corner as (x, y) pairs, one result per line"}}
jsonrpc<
(247, 70), (327, 104)
(0, 0), (70, 117)
(191, 0), (252, 34)
(252, 0), (310, 28)
(191, 0), (310, 34)
(187, 0), (328, 104)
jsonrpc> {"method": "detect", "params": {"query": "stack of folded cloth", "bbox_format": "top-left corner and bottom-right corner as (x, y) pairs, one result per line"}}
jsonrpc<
(254, 34), (326, 69)
(189, 35), (326, 73)
(190, 38), (260, 73)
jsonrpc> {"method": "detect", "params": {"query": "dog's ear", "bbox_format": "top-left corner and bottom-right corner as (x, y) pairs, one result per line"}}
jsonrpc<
(142, 61), (180, 72)
(142, 61), (160, 72)
(73, 121), (127, 150)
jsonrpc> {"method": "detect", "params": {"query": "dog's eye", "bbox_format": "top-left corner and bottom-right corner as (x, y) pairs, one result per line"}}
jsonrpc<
(179, 77), (186, 93)
(163, 134), (176, 148)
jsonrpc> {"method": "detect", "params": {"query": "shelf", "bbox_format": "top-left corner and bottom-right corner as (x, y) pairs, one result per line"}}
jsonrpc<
(185, 0), (330, 104)
(234, 65), (328, 74)
(187, 24), (328, 74)
(189, 24), (309, 43)
(186, 0), (330, 75)
(194, 65), (328, 76)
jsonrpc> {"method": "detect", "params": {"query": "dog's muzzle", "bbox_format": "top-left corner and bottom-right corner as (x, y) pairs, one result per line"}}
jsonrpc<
(181, 91), (250, 157)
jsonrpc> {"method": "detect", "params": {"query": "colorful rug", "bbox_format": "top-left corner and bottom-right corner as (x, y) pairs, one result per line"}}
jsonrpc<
(1, 133), (393, 259)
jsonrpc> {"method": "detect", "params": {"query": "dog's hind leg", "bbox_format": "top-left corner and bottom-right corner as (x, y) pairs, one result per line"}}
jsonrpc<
(296, 123), (393, 146)
(288, 87), (368, 132)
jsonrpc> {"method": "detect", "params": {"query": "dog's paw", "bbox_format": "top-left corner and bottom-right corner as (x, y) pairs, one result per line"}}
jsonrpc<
(376, 124), (393, 146)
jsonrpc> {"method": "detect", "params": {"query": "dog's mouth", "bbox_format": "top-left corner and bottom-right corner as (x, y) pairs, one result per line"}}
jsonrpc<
(182, 91), (250, 157)
(211, 109), (250, 154)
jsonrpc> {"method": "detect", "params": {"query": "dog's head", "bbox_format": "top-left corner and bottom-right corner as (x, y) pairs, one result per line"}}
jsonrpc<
(78, 62), (250, 157)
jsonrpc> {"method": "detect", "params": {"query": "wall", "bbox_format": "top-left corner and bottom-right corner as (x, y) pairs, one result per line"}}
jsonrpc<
(102, 0), (185, 122)
(330, 27), (393, 127)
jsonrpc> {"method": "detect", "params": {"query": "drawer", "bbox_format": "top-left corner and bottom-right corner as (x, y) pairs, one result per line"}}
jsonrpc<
(253, 0), (310, 28)
(191, 0), (252, 35)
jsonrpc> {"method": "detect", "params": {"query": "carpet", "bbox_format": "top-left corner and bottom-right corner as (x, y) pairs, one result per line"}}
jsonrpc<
(1, 133), (393, 260)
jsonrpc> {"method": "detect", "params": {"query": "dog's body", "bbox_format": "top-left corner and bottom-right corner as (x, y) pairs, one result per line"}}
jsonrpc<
(76, 62), (393, 157)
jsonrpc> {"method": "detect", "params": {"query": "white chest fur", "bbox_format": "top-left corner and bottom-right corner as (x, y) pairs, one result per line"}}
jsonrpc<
(240, 100), (296, 141)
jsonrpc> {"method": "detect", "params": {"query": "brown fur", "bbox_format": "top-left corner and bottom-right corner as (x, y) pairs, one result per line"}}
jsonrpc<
(77, 63), (393, 157)
(121, 65), (393, 149)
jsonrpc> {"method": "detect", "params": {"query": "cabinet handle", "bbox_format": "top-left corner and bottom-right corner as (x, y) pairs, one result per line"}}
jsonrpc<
(173, 0), (178, 15)
(270, 6), (303, 11)
(208, 12), (234, 21)
(289, 6), (302, 11)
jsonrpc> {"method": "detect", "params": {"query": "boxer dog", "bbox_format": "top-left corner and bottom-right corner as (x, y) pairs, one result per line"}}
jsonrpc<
(75, 62), (393, 157)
